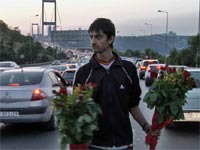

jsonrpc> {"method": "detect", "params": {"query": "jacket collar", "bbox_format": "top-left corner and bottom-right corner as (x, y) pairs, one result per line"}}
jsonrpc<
(89, 51), (123, 69)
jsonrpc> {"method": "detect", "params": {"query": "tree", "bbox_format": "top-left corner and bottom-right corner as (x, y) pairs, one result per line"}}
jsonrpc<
(168, 48), (181, 65)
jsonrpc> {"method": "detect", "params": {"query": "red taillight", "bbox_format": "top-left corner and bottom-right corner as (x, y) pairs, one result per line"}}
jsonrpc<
(156, 66), (162, 69)
(140, 66), (146, 70)
(147, 66), (151, 72)
(31, 89), (47, 101)
(7, 83), (20, 86)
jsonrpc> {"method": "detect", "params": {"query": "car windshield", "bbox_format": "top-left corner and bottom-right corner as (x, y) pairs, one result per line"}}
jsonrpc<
(0, 71), (42, 86)
(190, 71), (200, 88)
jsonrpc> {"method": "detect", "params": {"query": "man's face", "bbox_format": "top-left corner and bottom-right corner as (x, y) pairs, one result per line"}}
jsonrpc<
(89, 30), (112, 53)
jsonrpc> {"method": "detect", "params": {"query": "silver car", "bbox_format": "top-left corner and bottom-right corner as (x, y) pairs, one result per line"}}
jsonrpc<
(166, 68), (200, 128)
(0, 67), (67, 130)
(182, 68), (200, 122)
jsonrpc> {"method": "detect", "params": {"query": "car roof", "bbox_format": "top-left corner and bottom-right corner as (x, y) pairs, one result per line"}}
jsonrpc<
(2, 67), (47, 73)
(0, 61), (17, 63)
(142, 59), (159, 62)
(185, 68), (200, 71)
(169, 65), (188, 68)
(147, 63), (165, 66)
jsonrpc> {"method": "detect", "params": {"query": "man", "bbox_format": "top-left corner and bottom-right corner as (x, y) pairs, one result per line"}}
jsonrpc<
(73, 18), (151, 150)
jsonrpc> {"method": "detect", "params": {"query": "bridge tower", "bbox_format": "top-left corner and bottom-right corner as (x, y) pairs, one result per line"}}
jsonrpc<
(42, 0), (57, 35)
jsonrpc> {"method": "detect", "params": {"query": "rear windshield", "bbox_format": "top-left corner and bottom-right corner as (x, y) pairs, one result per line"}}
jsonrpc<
(143, 61), (158, 67)
(0, 72), (42, 86)
(62, 71), (75, 80)
(150, 66), (159, 72)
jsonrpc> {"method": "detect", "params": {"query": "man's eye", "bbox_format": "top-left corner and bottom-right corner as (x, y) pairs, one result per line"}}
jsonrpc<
(95, 35), (102, 39)
(90, 35), (101, 39)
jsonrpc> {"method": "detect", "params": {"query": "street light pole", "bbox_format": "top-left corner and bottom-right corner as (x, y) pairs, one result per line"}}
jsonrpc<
(158, 10), (168, 63)
(30, 14), (39, 64)
(145, 22), (153, 58)
(197, 0), (200, 67)
(139, 29), (146, 36)
(145, 23), (152, 35)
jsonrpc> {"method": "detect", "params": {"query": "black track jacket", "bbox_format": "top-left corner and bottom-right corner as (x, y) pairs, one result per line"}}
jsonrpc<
(73, 52), (141, 147)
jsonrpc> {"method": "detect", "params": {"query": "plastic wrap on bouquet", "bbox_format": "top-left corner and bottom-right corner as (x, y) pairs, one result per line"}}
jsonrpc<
(145, 111), (173, 150)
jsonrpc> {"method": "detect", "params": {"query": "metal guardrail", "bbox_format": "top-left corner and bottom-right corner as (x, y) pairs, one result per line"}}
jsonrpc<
(20, 59), (66, 67)
(20, 62), (52, 67)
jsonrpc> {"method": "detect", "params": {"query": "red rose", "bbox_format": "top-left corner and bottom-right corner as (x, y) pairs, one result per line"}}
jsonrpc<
(78, 94), (84, 102)
(59, 86), (67, 94)
(172, 67), (176, 73)
(183, 70), (190, 78)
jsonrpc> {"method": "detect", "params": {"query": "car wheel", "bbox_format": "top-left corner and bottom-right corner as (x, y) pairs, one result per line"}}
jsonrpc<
(145, 78), (152, 86)
(43, 114), (58, 131)
(139, 74), (143, 79)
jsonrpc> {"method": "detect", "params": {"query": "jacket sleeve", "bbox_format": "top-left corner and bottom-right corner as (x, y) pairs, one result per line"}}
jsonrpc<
(73, 66), (85, 85)
(73, 64), (91, 86)
(123, 61), (142, 107)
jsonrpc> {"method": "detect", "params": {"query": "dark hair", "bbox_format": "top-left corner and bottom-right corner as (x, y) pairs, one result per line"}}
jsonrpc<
(89, 18), (115, 48)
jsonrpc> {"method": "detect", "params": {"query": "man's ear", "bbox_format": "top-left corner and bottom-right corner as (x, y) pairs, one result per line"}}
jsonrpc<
(109, 36), (115, 44)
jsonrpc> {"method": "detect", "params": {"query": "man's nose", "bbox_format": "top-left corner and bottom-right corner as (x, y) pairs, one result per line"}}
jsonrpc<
(90, 38), (96, 44)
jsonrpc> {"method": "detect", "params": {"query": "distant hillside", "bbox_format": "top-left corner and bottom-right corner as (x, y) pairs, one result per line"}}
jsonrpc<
(114, 34), (191, 55)
(0, 20), (29, 61)
(49, 29), (192, 56)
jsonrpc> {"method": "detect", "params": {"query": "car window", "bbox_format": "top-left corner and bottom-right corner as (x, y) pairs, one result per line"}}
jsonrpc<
(63, 71), (75, 80)
(0, 63), (12, 67)
(67, 64), (77, 69)
(190, 71), (200, 88)
(0, 72), (42, 86)
(48, 72), (60, 85)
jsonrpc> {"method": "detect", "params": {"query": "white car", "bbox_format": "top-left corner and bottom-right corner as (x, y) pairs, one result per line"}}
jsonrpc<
(144, 63), (166, 86)
(0, 61), (20, 72)
(138, 59), (159, 79)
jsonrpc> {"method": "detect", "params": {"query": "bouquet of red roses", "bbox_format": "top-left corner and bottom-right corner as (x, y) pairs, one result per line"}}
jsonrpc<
(52, 83), (102, 150)
(143, 65), (194, 150)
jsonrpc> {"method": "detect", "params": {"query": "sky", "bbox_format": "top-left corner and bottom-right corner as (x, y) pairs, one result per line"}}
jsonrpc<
(0, 0), (199, 36)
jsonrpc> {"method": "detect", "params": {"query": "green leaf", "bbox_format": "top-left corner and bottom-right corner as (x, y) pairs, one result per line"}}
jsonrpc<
(156, 106), (165, 114)
(77, 114), (92, 123)
(60, 137), (67, 150)
(150, 93), (158, 103)
(170, 102), (178, 116)
(83, 125), (93, 136)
